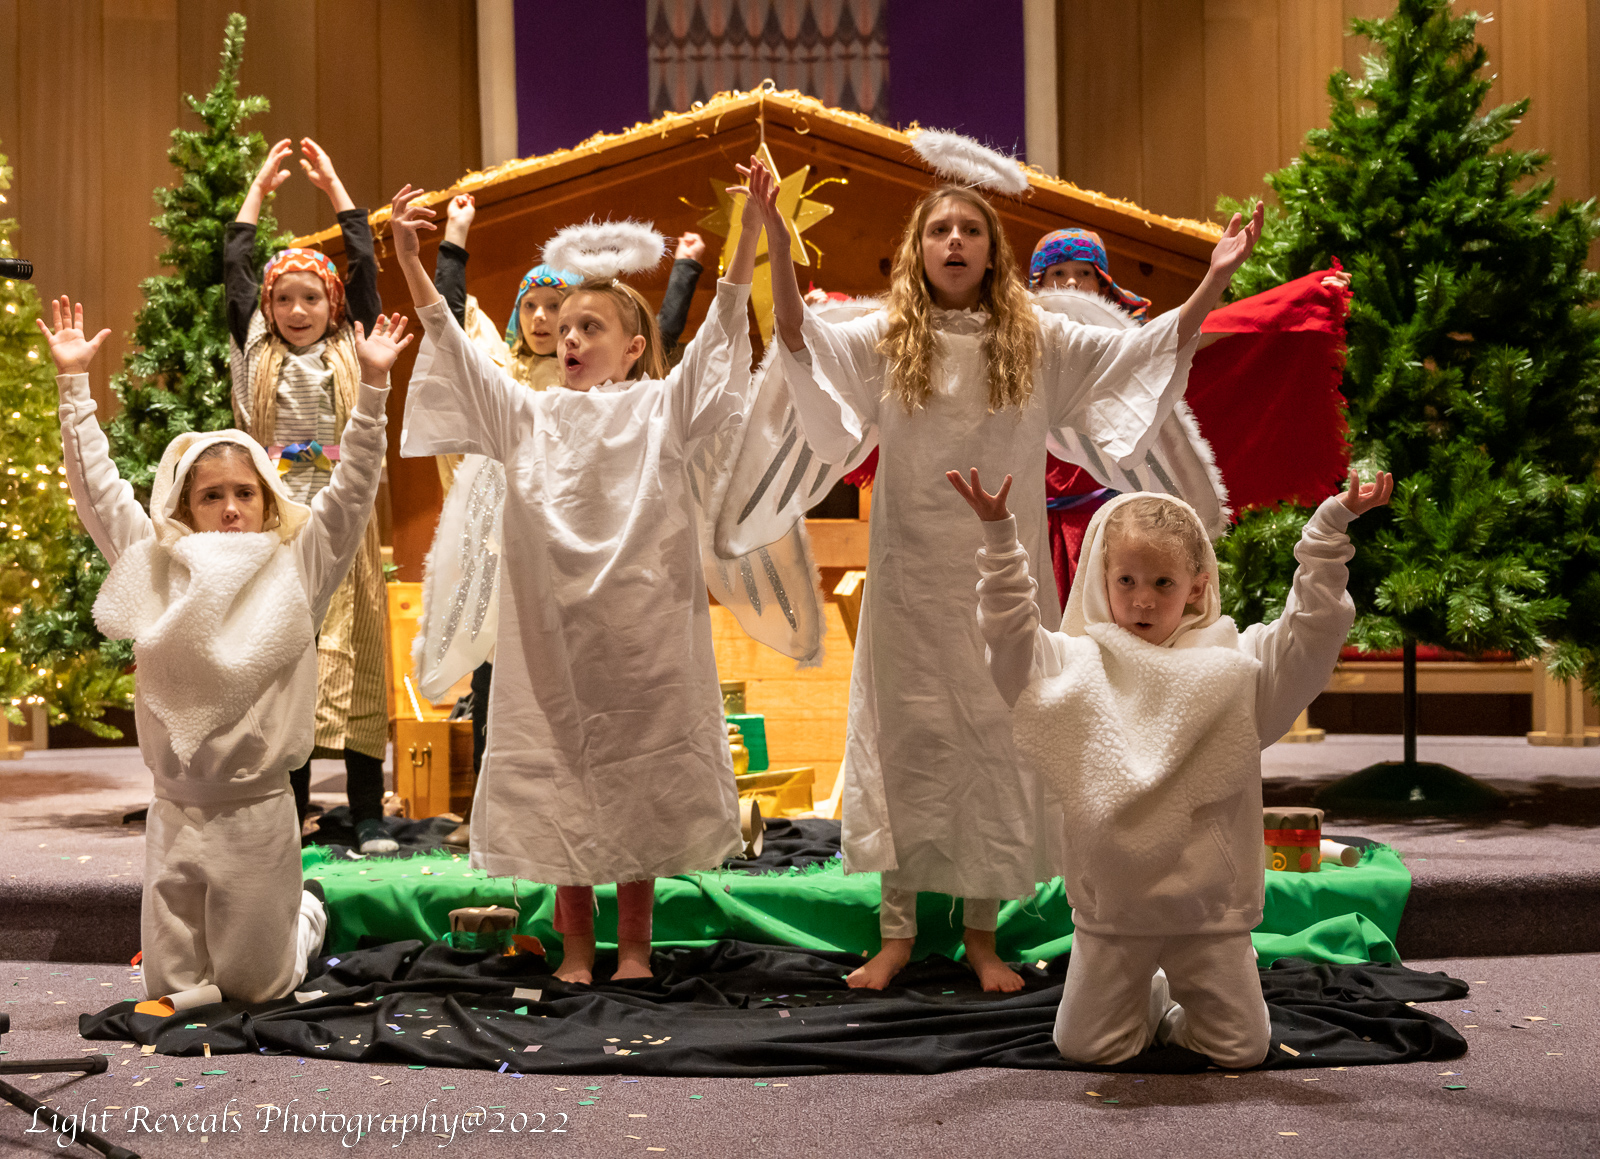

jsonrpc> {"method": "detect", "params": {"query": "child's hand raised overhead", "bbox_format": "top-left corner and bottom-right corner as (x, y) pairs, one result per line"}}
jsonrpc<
(251, 138), (295, 197)
(946, 468), (1013, 522)
(733, 156), (786, 248)
(674, 231), (707, 263)
(35, 296), (111, 376)
(299, 138), (354, 213)
(444, 193), (475, 248)
(353, 313), (414, 382)
(1339, 468), (1394, 516)
(388, 185), (437, 263)
(1209, 199), (1264, 283)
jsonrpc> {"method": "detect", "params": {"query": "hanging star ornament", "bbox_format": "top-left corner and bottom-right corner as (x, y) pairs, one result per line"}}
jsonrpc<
(697, 143), (840, 342)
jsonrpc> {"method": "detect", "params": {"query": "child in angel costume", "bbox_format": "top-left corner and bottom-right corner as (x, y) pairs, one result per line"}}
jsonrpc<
(417, 196), (713, 781)
(951, 465), (1391, 1066)
(41, 296), (408, 1008)
(395, 157), (799, 984)
(738, 130), (1262, 991)
(226, 138), (394, 853)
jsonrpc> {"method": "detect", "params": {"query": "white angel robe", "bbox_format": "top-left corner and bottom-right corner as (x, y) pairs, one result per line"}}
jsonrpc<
(401, 282), (754, 885)
(779, 303), (1201, 901)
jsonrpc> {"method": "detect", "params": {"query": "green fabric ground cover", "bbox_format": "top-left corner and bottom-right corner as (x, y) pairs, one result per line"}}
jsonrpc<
(303, 844), (1409, 967)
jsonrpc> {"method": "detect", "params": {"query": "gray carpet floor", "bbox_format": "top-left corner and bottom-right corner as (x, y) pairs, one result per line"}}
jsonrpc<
(0, 950), (1592, 1158)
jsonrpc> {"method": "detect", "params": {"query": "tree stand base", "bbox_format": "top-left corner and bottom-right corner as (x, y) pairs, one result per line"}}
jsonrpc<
(1313, 760), (1506, 817)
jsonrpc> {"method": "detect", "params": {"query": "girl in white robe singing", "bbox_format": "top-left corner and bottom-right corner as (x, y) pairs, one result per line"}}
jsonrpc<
(394, 160), (795, 984)
(768, 184), (1262, 990)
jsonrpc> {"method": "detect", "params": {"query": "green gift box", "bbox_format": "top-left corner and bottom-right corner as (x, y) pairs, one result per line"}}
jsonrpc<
(725, 713), (768, 772)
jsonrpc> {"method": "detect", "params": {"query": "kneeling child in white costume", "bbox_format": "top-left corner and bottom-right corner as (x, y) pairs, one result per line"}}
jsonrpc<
(949, 465), (1391, 1068)
(42, 297), (406, 1009)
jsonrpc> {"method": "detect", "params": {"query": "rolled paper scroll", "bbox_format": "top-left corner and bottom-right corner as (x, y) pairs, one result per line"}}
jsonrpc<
(1263, 807), (1324, 873)
(1320, 839), (1361, 867)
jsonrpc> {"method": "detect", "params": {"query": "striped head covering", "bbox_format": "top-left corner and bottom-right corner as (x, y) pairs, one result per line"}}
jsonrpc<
(505, 264), (582, 346)
(260, 248), (346, 336)
(1029, 229), (1151, 322)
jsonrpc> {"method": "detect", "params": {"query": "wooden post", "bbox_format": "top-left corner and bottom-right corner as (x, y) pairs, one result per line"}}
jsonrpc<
(1528, 654), (1599, 746)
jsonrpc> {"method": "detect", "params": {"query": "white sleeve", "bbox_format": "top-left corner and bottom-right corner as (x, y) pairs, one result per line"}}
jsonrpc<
(668, 279), (754, 443)
(1040, 308), (1199, 469)
(297, 382), (389, 621)
(1239, 496), (1359, 745)
(773, 306), (885, 464)
(974, 514), (1071, 708)
(401, 299), (534, 463)
(56, 374), (152, 564)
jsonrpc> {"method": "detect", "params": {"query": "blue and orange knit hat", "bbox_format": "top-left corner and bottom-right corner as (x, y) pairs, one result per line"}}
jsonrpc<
(261, 248), (346, 335)
(505, 264), (582, 346)
(1028, 229), (1151, 322)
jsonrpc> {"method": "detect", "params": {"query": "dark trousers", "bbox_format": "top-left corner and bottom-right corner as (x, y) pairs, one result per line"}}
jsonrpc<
(291, 748), (386, 827)
(471, 661), (493, 775)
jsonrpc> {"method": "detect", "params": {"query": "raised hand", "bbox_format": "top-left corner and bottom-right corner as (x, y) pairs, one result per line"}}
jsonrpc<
(354, 313), (414, 378)
(388, 185), (436, 263)
(300, 138), (354, 213)
(1339, 468), (1394, 516)
(733, 156), (786, 247)
(946, 468), (1013, 522)
(444, 193), (476, 248)
(674, 231), (707, 263)
(35, 296), (112, 376)
(252, 138), (295, 196)
(1209, 199), (1264, 282)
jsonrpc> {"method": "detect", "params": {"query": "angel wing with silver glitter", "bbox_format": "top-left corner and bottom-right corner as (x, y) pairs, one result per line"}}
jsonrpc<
(687, 299), (880, 666)
(411, 453), (506, 701)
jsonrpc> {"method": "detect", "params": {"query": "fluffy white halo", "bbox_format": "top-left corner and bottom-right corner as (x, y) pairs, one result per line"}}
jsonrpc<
(911, 129), (1030, 197)
(542, 219), (667, 280)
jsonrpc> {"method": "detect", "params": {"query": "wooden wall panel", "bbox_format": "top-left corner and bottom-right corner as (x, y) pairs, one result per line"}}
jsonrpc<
(316, 0), (382, 224)
(1058, 1), (1143, 205)
(1495, 0), (1590, 203)
(1139, 0), (1206, 223)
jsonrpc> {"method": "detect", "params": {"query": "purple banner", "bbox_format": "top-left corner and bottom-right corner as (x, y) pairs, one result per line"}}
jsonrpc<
(515, 0), (651, 158)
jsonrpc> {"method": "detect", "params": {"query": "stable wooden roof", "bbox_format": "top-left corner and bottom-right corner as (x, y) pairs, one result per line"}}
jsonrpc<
(299, 89), (1224, 579)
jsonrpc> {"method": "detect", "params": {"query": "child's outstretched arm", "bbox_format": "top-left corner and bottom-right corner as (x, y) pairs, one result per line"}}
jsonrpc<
(299, 313), (406, 618)
(1246, 469), (1394, 744)
(392, 186), (529, 464)
(657, 231), (707, 352)
(37, 298), (152, 563)
(949, 468), (1066, 708)
(664, 157), (774, 441)
(226, 138), (294, 351)
(1175, 200), (1263, 348)
(302, 138), (381, 333)
(435, 193), (475, 329)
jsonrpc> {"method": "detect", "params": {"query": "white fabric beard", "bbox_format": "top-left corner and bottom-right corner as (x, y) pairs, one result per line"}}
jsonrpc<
(1012, 619), (1260, 875)
(94, 531), (313, 766)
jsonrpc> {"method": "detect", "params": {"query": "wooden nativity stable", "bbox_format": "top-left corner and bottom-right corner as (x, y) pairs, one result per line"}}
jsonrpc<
(297, 88), (1225, 801)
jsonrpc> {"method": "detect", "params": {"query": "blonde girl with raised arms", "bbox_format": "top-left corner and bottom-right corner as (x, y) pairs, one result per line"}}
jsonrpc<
(393, 158), (797, 984)
(767, 180), (1262, 991)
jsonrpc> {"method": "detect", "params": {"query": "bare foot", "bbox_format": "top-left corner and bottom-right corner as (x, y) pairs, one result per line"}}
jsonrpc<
(611, 937), (654, 980)
(964, 928), (1024, 992)
(554, 932), (595, 985)
(845, 937), (914, 989)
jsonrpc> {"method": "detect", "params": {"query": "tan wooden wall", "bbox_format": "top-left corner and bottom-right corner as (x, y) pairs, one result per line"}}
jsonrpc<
(0, 0), (480, 414)
(1057, 0), (1600, 224)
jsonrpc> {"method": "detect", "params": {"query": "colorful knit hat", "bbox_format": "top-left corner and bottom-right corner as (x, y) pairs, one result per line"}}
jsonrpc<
(1029, 229), (1151, 322)
(505, 264), (582, 346)
(260, 248), (346, 335)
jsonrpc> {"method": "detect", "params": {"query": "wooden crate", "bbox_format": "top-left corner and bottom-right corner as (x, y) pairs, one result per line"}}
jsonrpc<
(394, 717), (477, 820)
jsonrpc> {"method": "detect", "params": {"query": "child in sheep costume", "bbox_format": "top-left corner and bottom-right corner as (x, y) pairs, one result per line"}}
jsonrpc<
(950, 465), (1391, 1068)
(42, 296), (404, 1010)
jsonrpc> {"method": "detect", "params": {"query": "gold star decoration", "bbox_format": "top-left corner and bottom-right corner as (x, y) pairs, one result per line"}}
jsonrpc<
(697, 143), (839, 343)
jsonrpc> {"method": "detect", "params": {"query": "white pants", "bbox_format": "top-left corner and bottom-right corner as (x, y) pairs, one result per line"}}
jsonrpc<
(879, 886), (1000, 939)
(1054, 929), (1270, 1069)
(142, 792), (323, 1005)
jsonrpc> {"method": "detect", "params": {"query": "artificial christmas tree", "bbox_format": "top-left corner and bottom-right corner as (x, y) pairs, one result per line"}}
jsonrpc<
(107, 11), (289, 499)
(0, 145), (133, 736)
(1215, 0), (1600, 813)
